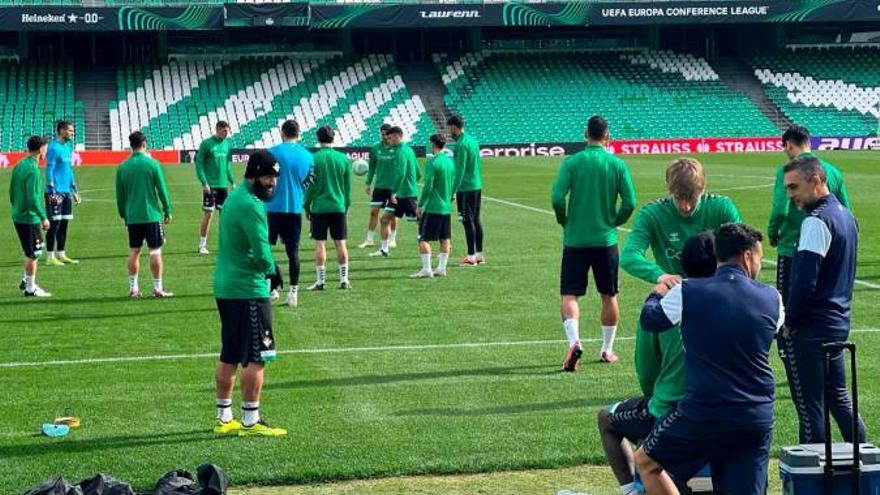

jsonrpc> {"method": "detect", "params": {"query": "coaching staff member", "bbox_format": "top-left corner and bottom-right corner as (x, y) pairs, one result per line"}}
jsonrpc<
(781, 156), (866, 444)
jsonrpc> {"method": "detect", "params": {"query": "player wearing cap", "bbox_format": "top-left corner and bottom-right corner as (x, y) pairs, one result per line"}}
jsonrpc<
(10, 136), (51, 297)
(213, 150), (285, 437)
(115, 131), (173, 298)
(304, 126), (352, 290)
(412, 134), (455, 278)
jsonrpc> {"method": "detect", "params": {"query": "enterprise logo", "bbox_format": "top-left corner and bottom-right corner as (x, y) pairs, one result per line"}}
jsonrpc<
(419, 10), (481, 19)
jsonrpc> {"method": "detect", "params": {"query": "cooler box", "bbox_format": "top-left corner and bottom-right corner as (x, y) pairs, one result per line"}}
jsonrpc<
(780, 443), (880, 495)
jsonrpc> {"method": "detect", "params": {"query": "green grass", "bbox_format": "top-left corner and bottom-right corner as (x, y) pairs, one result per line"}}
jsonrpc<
(1, 151), (879, 494)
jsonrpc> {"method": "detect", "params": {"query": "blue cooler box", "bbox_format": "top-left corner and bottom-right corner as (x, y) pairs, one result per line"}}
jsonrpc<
(780, 443), (880, 495)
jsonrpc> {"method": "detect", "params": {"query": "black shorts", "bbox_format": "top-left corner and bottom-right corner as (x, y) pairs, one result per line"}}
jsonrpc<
(127, 223), (165, 250)
(370, 188), (393, 209)
(217, 298), (276, 366)
(418, 213), (451, 242)
(456, 189), (482, 222)
(45, 193), (73, 221)
(777, 255), (792, 306)
(268, 212), (302, 246)
(15, 223), (43, 259)
(606, 396), (656, 444)
(389, 197), (418, 220)
(560, 245), (619, 296)
(310, 212), (347, 241)
(202, 188), (228, 212)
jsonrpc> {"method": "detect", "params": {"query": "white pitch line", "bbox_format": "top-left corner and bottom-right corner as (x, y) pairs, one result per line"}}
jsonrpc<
(486, 195), (878, 289)
(0, 336), (629, 369)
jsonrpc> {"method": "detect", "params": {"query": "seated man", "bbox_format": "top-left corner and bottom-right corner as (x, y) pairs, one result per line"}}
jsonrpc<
(634, 223), (783, 495)
(597, 231), (717, 495)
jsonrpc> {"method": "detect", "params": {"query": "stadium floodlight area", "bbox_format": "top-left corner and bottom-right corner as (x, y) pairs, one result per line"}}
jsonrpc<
(750, 46), (880, 136)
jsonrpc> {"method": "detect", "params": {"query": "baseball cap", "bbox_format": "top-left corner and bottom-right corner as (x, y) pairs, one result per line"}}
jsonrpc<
(244, 150), (280, 179)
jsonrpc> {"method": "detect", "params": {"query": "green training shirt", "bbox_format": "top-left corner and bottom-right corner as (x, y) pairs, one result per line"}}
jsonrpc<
(304, 147), (351, 214)
(550, 145), (637, 248)
(621, 194), (742, 284)
(635, 325), (685, 418)
(214, 181), (274, 299)
(393, 144), (421, 198)
(115, 151), (173, 225)
(452, 132), (483, 193)
(419, 152), (455, 214)
(368, 143), (400, 190)
(768, 151), (850, 257)
(195, 136), (234, 188)
(9, 155), (47, 224)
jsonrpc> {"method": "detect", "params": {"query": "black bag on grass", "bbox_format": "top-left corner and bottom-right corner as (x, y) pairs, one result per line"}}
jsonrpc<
(77, 474), (136, 495)
(151, 470), (196, 495)
(21, 475), (83, 495)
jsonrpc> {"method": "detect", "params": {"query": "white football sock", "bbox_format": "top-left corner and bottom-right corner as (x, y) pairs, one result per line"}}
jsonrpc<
(290, 285), (298, 294)
(563, 319), (580, 346)
(242, 401), (260, 427)
(601, 325), (618, 354)
(390, 229), (397, 242)
(381, 239), (389, 252)
(476, 251), (484, 260)
(25, 275), (36, 292)
(366, 230), (375, 242)
(199, 236), (207, 248)
(216, 398), (233, 422)
(421, 253), (432, 272)
(438, 253), (449, 271)
(152, 278), (163, 291)
(47, 252), (55, 260)
(129, 275), (138, 292)
(316, 265), (326, 285)
(621, 482), (639, 495)
(339, 264), (349, 283)
(58, 251), (66, 259)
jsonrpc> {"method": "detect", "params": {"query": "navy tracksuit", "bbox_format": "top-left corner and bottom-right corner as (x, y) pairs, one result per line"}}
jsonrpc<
(783, 194), (866, 444)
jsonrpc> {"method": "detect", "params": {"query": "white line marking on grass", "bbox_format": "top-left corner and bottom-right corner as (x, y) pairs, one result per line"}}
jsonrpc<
(485, 196), (877, 289)
(0, 337), (631, 368)
(6, 328), (880, 369)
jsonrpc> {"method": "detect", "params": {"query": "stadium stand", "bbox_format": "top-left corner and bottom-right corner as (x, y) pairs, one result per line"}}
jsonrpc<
(749, 47), (880, 136)
(438, 49), (780, 143)
(110, 54), (434, 151)
(0, 59), (85, 151)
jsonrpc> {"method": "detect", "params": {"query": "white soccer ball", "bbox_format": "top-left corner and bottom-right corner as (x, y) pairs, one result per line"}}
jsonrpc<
(352, 159), (369, 176)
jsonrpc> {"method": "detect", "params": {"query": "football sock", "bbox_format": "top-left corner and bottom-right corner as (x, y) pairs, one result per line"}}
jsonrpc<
(621, 482), (639, 495)
(438, 253), (449, 271)
(58, 251), (66, 259)
(152, 278), (163, 292)
(199, 236), (207, 248)
(47, 252), (55, 260)
(563, 319), (580, 347)
(475, 251), (484, 260)
(290, 285), (298, 294)
(129, 276), (138, 292)
(25, 275), (35, 292)
(242, 401), (260, 427)
(366, 230), (375, 242)
(390, 229), (397, 243)
(601, 325), (617, 354)
(381, 240), (389, 252)
(216, 398), (233, 422)
(421, 253), (432, 272)
(316, 265), (326, 285)
(339, 264), (349, 284)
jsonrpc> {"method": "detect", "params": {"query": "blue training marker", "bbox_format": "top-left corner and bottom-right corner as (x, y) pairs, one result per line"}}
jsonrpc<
(41, 423), (70, 438)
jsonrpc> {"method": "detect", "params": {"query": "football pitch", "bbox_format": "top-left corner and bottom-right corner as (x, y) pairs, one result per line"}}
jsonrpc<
(1, 151), (879, 494)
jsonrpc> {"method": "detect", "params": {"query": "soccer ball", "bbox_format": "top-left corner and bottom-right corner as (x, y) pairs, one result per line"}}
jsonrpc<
(352, 159), (369, 176)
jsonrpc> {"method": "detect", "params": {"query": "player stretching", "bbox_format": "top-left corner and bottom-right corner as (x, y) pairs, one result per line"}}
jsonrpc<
(45, 120), (80, 266)
(196, 121), (234, 255)
(447, 115), (485, 266)
(266, 120), (314, 308)
(115, 132), (173, 298)
(11, 136), (51, 297)
(551, 116), (636, 369)
(304, 126), (352, 290)
(359, 123), (394, 248)
(412, 134), (456, 278)
(213, 150), (285, 437)
(621, 157), (741, 368)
